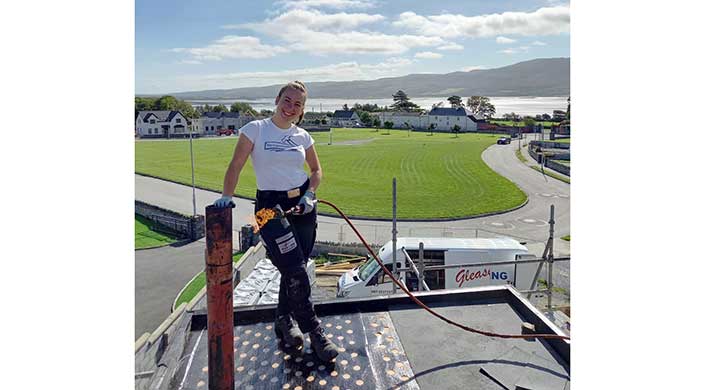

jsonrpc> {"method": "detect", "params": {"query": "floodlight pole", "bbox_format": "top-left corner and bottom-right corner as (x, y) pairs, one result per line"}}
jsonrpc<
(189, 123), (197, 217)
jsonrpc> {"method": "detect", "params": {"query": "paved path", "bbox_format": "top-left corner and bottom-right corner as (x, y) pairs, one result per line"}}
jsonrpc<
(135, 239), (206, 339)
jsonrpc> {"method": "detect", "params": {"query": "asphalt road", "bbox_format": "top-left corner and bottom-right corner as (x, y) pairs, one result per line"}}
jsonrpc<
(134, 134), (571, 337)
(135, 239), (206, 339)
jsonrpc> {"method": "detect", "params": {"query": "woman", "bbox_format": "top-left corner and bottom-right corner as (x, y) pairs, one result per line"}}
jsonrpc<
(213, 81), (338, 361)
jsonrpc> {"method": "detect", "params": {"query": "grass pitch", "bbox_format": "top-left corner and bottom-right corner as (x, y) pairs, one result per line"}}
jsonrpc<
(135, 215), (179, 249)
(135, 128), (526, 219)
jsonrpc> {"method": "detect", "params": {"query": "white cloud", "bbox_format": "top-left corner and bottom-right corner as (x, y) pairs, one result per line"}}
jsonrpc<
(170, 36), (289, 60)
(232, 8), (385, 32)
(235, 9), (444, 55)
(498, 46), (530, 55)
(415, 51), (443, 59)
(275, 0), (377, 10)
(532, 40), (548, 46)
(461, 65), (484, 72)
(498, 48), (518, 54)
(496, 36), (516, 44)
(393, 5), (570, 38)
(178, 58), (416, 90)
(438, 42), (464, 51)
(178, 59), (203, 65)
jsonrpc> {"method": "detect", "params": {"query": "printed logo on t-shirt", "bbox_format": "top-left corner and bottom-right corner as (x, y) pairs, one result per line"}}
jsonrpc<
(264, 135), (300, 152)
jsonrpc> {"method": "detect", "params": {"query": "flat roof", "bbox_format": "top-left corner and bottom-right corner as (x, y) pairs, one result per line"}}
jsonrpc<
(384, 237), (529, 252)
(161, 286), (569, 390)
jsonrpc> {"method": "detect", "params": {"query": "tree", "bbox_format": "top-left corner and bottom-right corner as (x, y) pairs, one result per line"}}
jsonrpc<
(428, 123), (436, 135)
(373, 117), (381, 129)
(230, 102), (257, 116)
(342, 103), (349, 111)
(358, 111), (372, 126)
(432, 101), (445, 109)
(154, 95), (179, 110)
(447, 95), (463, 108)
(392, 90), (420, 112)
(524, 117), (536, 128)
(451, 124), (461, 138)
(175, 99), (199, 119)
(212, 104), (228, 113)
(352, 103), (382, 112)
(135, 97), (156, 118)
(260, 109), (274, 116)
(466, 96), (496, 119)
(384, 121), (394, 129)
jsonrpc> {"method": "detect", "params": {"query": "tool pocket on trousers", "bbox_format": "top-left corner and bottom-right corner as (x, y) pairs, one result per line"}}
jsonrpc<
(275, 231), (298, 254)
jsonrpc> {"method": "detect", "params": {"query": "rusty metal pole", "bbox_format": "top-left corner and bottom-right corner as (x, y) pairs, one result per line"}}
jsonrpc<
(205, 205), (234, 390)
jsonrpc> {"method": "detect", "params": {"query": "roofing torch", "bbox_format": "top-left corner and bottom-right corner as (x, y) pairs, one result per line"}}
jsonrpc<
(257, 200), (318, 229)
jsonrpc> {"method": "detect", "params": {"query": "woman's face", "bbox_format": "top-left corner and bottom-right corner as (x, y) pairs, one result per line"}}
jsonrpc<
(275, 87), (306, 125)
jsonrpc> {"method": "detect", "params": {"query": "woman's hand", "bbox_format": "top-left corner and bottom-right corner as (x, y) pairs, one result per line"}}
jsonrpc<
(296, 190), (316, 214)
(214, 196), (235, 208)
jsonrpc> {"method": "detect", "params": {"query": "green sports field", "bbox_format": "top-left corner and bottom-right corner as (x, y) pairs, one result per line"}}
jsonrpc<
(135, 128), (526, 219)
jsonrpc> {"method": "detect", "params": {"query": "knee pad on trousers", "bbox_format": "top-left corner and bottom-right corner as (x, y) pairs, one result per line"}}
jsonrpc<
(283, 269), (311, 310)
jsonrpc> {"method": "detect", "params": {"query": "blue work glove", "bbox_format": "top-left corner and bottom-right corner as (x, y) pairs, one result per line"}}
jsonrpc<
(214, 195), (235, 208)
(296, 190), (316, 214)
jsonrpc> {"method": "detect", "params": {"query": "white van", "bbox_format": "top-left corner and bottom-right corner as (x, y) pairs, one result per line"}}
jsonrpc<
(336, 237), (539, 298)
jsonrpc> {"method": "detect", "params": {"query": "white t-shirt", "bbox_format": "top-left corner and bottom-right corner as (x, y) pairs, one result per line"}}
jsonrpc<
(240, 118), (315, 191)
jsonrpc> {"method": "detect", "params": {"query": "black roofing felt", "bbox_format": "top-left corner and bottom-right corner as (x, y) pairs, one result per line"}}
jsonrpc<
(175, 287), (569, 390)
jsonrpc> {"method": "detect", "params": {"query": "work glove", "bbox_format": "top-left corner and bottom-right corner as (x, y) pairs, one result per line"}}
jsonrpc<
(296, 190), (316, 215)
(213, 195), (235, 208)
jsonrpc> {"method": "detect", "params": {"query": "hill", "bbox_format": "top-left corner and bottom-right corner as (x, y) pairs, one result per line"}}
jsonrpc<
(168, 58), (569, 100)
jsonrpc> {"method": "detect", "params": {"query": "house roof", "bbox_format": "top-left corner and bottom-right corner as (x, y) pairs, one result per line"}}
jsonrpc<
(304, 112), (328, 119)
(202, 111), (240, 119)
(388, 111), (422, 117)
(428, 107), (472, 117)
(332, 110), (356, 119)
(137, 110), (186, 122)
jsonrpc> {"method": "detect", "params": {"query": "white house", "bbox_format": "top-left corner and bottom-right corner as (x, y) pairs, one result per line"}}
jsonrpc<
(331, 110), (361, 127)
(136, 110), (189, 138)
(192, 111), (261, 135)
(376, 111), (426, 129)
(427, 107), (479, 132)
(194, 111), (241, 135)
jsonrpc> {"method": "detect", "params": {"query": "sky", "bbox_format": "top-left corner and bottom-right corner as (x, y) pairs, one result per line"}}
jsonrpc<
(136, 0), (570, 94)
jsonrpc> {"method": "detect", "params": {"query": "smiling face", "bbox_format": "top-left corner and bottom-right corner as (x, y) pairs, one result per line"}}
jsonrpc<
(274, 85), (306, 128)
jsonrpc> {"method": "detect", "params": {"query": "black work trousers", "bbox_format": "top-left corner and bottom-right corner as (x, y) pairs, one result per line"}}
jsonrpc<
(255, 180), (320, 333)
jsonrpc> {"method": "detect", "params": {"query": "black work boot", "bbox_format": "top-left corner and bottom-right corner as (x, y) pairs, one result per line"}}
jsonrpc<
(309, 326), (339, 361)
(274, 314), (304, 349)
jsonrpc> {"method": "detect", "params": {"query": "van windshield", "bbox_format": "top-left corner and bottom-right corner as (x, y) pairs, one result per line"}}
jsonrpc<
(358, 257), (380, 281)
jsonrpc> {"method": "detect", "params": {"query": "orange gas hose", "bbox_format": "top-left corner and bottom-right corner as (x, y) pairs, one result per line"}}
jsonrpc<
(317, 199), (570, 341)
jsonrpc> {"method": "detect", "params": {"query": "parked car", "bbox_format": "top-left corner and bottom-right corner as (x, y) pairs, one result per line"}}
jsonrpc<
(497, 137), (511, 145)
(217, 128), (234, 136)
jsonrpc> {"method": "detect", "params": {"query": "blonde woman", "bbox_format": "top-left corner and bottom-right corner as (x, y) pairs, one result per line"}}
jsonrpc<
(213, 81), (338, 361)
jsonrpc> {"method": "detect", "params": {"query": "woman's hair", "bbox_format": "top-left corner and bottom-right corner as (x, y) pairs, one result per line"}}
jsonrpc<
(276, 81), (307, 125)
